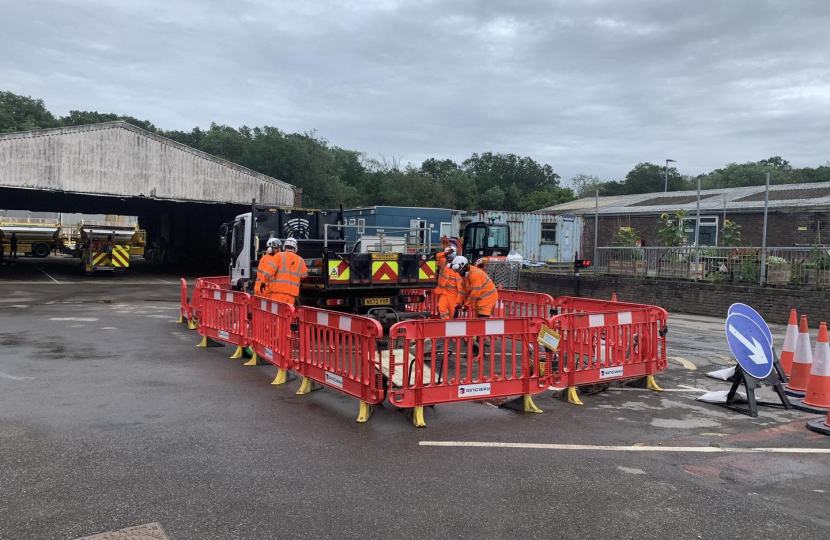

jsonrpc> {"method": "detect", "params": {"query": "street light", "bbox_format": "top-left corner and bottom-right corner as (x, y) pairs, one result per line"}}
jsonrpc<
(664, 159), (676, 192)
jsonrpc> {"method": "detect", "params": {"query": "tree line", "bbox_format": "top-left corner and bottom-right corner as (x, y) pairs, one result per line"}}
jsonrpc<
(2, 90), (828, 210)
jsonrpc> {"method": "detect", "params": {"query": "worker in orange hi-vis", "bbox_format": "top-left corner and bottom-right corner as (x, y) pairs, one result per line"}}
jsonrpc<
(255, 238), (282, 297)
(452, 256), (498, 318)
(268, 237), (308, 305)
(435, 246), (462, 319)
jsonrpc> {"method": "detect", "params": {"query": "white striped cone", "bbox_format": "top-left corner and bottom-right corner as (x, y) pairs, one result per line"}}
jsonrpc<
(803, 322), (830, 409)
(779, 309), (798, 377)
(786, 316), (813, 393)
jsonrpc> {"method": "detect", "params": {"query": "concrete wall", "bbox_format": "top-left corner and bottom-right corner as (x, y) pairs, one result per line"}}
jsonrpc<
(521, 271), (830, 325)
(0, 122), (297, 206)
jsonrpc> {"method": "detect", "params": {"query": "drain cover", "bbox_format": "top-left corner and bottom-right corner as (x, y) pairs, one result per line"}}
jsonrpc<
(75, 522), (169, 540)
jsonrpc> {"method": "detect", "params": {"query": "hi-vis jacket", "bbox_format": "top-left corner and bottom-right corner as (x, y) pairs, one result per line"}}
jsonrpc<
(435, 252), (462, 300)
(269, 251), (308, 297)
(256, 253), (281, 293)
(460, 266), (497, 307)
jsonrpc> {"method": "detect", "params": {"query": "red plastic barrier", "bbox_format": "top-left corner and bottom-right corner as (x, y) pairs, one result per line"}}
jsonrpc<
(179, 278), (191, 322)
(387, 317), (550, 408)
(190, 276), (231, 322)
(198, 289), (251, 347)
(250, 297), (296, 370)
(554, 296), (668, 320)
(294, 307), (386, 405)
(547, 308), (668, 389)
(492, 289), (555, 319)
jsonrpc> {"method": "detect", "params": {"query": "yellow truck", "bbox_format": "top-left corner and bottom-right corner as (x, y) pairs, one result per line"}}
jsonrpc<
(0, 217), (61, 258)
(77, 222), (145, 275)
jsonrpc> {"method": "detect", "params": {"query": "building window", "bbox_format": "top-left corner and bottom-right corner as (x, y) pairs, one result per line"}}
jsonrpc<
(541, 223), (557, 243)
(440, 222), (452, 238)
(357, 218), (366, 235)
(682, 216), (718, 246)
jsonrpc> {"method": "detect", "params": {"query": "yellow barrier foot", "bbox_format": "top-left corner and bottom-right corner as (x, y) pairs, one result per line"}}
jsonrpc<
(356, 402), (374, 423)
(646, 375), (664, 392)
(187, 318), (198, 330)
(271, 369), (288, 385)
(523, 395), (543, 413)
(566, 387), (584, 406)
(196, 336), (222, 348)
(196, 336), (208, 348)
(296, 377), (322, 395)
(407, 406), (426, 428)
(230, 346), (244, 359)
(243, 353), (260, 366)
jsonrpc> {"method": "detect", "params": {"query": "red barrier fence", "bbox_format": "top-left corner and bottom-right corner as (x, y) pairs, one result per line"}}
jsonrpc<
(554, 296), (668, 320)
(250, 297), (296, 371)
(197, 289), (251, 348)
(492, 289), (555, 319)
(179, 278), (190, 323)
(386, 317), (550, 424)
(190, 276), (231, 325)
(294, 307), (386, 414)
(546, 307), (668, 400)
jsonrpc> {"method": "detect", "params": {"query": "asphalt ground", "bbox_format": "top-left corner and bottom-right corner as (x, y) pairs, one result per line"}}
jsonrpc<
(1, 257), (829, 539)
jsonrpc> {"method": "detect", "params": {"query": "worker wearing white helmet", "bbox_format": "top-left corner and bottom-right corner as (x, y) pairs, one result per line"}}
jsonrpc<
(435, 245), (462, 319)
(452, 256), (498, 318)
(267, 237), (308, 305)
(255, 237), (283, 297)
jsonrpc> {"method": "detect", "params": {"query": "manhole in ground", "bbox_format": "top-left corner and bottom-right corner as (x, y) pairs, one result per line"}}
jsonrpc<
(75, 522), (169, 540)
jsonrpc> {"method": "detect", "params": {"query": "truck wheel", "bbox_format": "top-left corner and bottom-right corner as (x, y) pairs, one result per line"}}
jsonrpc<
(33, 243), (50, 258)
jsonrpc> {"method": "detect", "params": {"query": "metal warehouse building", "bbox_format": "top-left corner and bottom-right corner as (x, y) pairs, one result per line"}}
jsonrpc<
(541, 182), (830, 256)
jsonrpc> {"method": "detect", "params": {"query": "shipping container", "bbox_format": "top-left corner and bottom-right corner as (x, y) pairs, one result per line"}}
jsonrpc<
(343, 206), (455, 247)
(451, 211), (583, 262)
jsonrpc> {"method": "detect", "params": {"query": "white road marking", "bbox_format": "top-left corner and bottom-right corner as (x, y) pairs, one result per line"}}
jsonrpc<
(101, 327), (118, 330)
(617, 466), (646, 475)
(418, 441), (830, 454)
(49, 317), (99, 322)
(608, 387), (703, 393)
(135, 272), (175, 285)
(0, 372), (34, 381)
(24, 260), (60, 283)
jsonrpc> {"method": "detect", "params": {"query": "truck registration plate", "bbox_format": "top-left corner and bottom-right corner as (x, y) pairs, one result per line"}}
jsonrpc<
(364, 297), (392, 306)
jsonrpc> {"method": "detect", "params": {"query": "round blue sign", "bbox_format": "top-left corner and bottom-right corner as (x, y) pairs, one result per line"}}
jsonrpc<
(725, 304), (774, 380)
(728, 303), (772, 346)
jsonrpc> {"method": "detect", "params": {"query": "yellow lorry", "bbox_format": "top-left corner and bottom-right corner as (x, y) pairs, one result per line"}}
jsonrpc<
(0, 217), (61, 258)
(77, 222), (145, 275)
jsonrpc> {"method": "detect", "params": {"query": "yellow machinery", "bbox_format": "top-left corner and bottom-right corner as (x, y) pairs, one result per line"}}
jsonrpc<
(0, 217), (61, 258)
(77, 222), (144, 275)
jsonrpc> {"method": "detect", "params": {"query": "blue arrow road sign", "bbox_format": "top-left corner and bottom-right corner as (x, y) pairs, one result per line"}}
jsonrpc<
(725, 303), (774, 379)
(728, 303), (772, 346)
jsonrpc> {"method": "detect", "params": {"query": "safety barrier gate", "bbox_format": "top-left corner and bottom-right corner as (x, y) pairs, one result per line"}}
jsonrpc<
(188, 276), (231, 329)
(197, 289), (251, 353)
(492, 289), (555, 319)
(293, 307), (386, 422)
(178, 278), (190, 324)
(387, 317), (550, 426)
(546, 304), (668, 404)
(249, 297), (296, 379)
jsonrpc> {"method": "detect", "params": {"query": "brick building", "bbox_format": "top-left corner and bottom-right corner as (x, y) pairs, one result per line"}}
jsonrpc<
(539, 182), (830, 258)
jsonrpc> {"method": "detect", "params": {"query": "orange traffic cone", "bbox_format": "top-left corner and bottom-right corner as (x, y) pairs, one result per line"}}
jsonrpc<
(779, 309), (798, 377)
(611, 293), (618, 302)
(807, 410), (830, 436)
(800, 322), (830, 411)
(786, 315), (812, 395)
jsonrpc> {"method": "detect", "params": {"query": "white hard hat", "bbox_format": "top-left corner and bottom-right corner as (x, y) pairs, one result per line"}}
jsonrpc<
(284, 238), (298, 251)
(450, 256), (468, 272)
(446, 245), (458, 254)
(267, 238), (282, 249)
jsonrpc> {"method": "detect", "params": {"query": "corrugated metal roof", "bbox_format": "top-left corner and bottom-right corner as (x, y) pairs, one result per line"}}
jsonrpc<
(540, 182), (830, 215)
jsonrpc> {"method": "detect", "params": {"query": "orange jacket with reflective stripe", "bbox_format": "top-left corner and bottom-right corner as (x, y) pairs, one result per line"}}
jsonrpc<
(461, 266), (497, 306)
(268, 251), (308, 297)
(435, 253), (462, 298)
(256, 253), (281, 290)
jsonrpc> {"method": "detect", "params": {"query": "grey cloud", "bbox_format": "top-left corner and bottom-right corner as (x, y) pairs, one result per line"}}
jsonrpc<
(1, 0), (828, 184)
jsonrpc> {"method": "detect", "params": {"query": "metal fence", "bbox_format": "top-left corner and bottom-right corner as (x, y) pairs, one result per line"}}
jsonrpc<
(595, 246), (830, 288)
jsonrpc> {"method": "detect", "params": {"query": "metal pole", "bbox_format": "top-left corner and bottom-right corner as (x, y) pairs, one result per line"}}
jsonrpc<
(694, 176), (701, 282)
(664, 162), (669, 193)
(760, 172), (770, 285)
(594, 189), (599, 274)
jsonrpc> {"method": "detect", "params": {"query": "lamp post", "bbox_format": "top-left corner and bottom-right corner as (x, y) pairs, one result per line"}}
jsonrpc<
(664, 159), (676, 192)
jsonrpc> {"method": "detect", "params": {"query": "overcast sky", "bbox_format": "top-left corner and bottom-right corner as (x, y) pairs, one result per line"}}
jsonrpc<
(2, 0), (829, 183)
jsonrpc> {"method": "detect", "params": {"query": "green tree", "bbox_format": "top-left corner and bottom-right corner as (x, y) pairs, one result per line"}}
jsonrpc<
(570, 173), (602, 198)
(480, 186), (506, 209)
(0, 91), (58, 132)
(517, 186), (576, 211)
(623, 162), (686, 194)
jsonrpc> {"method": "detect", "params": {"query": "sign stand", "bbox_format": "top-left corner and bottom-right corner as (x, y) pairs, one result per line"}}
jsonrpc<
(721, 350), (791, 417)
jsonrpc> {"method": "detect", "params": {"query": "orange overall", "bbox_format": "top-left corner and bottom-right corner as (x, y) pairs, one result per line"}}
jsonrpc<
(435, 252), (462, 319)
(461, 266), (498, 317)
(255, 252), (281, 298)
(268, 251), (308, 305)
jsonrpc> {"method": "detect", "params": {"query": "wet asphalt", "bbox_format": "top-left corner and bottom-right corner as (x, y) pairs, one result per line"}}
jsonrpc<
(1, 257), (829, 539)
